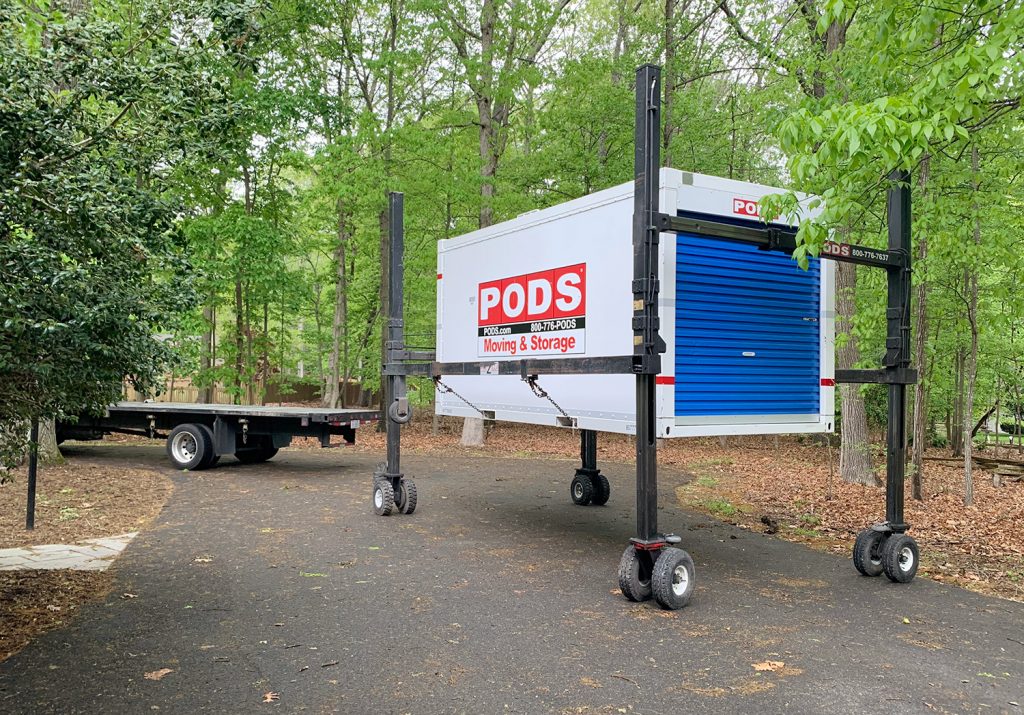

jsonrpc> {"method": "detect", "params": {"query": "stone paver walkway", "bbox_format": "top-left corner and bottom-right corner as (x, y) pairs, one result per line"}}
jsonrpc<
(0, 533), (137, 571)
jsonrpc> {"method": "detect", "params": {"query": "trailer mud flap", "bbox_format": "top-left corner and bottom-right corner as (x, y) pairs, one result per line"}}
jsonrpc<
(213, 417), (236, 456)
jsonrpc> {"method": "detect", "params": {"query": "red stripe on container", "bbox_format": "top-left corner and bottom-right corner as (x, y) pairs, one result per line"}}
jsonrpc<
(655, 376), (675, 385)
(820, 378), (835, 386)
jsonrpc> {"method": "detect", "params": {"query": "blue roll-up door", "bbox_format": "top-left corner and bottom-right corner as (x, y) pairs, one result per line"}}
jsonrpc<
(675, 231), (820, 418)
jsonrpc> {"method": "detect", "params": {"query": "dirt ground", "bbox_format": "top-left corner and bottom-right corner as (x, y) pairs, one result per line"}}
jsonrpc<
(323, 414), (1024, 602)
(0, 457), (173, 662)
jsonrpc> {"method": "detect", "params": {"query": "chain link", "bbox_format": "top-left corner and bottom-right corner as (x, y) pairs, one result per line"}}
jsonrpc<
(523, 375), (572, 422)
(433, 374), (574, 426)
(433, 377), (488, 417)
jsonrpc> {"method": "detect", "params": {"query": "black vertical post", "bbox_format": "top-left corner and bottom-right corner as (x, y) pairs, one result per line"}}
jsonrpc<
(632, 65), (663, 543)
(579, 430), (598, 473)
(26, 417), (39, 530)
(884, 170), (911, 528)
(385, 192), (405, 479)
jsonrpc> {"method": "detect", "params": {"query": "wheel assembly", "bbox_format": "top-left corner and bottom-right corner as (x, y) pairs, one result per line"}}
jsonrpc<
(166, 423), (214, 471)
(881, 533), (919, 583)
(616, 546), (653, 602)
(195, 424), (218, 469)
(852, 528), (888, 577)
(570, 474), (594, 505)
(651, 547), (695, 610)
(373, 479), (395, 516)
(589, 473), (611, 506)
(396, 478), (417, 515)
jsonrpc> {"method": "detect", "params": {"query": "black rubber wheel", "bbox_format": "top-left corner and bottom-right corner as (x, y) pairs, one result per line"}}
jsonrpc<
(651, 547), (696, 610)
(166, 423), (214, 471)
(881, 533), (919, 583)
(373, 479), (395, 516)
(589, 473), (611, 506)
(195, 424), (218, 469)
(236, 446), (279, 464)
(617, 546), (653, 602)
(852, 528), (887, 577)
(396, 478), (418, 515)
(570, 474), (594, 505)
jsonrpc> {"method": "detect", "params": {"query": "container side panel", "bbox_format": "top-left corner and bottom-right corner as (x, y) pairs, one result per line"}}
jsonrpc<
(436, 192), (639, 433)
(674, 232), (821, 418)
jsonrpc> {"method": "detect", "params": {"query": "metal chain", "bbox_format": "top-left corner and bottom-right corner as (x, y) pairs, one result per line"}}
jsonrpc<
(523, 375), (572, 421)
(433, 377), (488, 417)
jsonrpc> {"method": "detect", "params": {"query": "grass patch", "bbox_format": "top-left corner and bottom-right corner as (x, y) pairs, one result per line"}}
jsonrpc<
(790, 527), (820, 538)
(696, 475), (719, 488)
(700, 498), (738, 517)
(799, 513), (822, 527)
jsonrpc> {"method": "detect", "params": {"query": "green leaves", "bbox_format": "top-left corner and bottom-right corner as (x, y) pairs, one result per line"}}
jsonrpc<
(0, 0), (269, 464)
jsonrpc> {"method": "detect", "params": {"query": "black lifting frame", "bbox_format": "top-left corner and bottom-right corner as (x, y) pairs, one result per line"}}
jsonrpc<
(378, 63), (917, 605)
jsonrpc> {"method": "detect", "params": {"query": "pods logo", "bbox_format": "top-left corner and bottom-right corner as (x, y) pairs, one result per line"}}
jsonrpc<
(732, 197), (760, 217)
(476, 264), (587, 357)
(478, 264), (586, 327)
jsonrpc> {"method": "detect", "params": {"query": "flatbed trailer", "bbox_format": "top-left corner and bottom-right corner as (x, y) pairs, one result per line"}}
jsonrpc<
(58, 402), (379, 470)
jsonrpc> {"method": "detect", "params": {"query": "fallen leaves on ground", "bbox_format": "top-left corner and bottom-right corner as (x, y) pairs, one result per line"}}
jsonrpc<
(752, 661), (785, 672)
(262, 691), (279, 703)
(0, 459), (172, 548)
(144, 668), (173, 681)
(0, 570), (113, 663)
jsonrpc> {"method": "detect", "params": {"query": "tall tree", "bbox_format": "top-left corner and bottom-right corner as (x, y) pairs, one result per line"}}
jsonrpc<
(434, 0), (573, 445)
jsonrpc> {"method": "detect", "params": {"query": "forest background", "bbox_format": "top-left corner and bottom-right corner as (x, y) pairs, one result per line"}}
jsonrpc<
(1, 0), (1023, 496)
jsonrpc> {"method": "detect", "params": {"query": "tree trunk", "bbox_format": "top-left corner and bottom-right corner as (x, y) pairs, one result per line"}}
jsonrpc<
(198, 305), (214, 403)
(260, 301), (269, 405)
(461, 0), (497, 447)
(963, 146), (981, 506)
(324, 199), (349, 409)
(910, 156), (930, 499)
(836, 260), (875, 485)
(234, 279), (244, 404)
(951, 349), (965, 458)
(37, 418), (62, 465)
(662, 0), (678, 167)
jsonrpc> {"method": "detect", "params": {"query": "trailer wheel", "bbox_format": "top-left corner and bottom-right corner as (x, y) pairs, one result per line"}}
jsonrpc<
(651, 547), (695, 610)
(589, 473), (611, 506)
(570, 474), (594, 505)
(236, 447), (279, 464)
(167, 424), (213, 471)
(616, 546), (652, 602)
(373, 479), (395, 516)
(195, 424), (219, 469)
(881, 533), (919, 583)
(852, 528), (887, 577)
(396, 478), (417, 515)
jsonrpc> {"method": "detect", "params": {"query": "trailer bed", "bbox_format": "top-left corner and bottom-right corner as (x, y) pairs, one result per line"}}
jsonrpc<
(60, 401), (380, 470)
(107, 402), (378, 423)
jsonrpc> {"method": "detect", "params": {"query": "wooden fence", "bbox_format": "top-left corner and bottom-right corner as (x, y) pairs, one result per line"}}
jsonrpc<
(124, 379), (372, 407)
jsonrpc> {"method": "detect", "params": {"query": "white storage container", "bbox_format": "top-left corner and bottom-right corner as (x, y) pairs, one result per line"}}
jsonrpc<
(435, 168), (835, 437)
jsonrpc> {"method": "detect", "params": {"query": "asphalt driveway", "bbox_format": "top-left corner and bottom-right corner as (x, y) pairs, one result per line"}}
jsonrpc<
(1, 444), (1022, 714)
